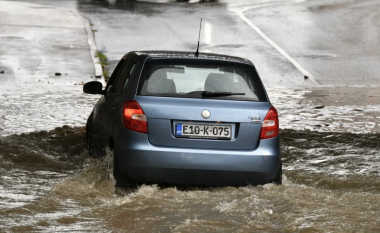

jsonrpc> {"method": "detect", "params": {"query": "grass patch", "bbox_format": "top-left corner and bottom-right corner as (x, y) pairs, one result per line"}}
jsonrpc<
(95, 51), (109, 81)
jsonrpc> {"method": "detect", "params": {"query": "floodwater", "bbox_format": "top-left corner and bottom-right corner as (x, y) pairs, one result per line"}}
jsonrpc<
(1, 0), (380, 231)
(1, 87), (380, 232)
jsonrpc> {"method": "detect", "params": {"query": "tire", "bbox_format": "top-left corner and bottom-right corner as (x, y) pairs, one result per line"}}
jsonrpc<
(273, 162), (282, 185)
(113, 152), (136, 188)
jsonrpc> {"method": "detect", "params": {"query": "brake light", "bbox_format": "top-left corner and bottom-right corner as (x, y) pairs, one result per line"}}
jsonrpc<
(260, 107), (279, 139)
(123, 100), (147, 134)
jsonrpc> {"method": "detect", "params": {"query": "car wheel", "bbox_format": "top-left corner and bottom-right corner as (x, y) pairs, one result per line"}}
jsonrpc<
(113, 152), (136, 188)
(273, 162), (282, 185)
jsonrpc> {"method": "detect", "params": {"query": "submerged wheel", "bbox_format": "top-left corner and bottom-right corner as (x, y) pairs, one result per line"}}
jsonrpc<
(113, 152), (136, 188)
(273, 162), (282, 185)
(87, 125), (107, 158)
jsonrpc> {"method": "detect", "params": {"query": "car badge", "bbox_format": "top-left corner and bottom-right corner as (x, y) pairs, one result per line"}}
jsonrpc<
(201, 110), (211, 119)
(249, 116), (261, 123)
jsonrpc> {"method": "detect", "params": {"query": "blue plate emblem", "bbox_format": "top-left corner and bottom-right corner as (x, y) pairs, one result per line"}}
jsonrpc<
(176, 124), (182, 135)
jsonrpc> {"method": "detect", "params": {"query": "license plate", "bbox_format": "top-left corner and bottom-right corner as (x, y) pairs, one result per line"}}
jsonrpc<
(176, 124), (231, 140)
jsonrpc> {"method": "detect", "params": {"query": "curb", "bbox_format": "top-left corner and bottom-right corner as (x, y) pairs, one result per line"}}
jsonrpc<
(73, 11), (106, 85)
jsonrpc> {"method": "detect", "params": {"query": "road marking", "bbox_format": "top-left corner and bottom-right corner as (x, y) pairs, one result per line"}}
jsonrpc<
(232, 7), (320, 85)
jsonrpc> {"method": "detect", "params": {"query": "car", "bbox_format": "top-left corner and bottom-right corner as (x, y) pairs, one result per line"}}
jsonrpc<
(83, 51), (281, 187)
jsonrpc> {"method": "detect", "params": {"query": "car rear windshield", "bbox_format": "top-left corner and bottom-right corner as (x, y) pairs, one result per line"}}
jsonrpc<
(137, 59), (267, 101)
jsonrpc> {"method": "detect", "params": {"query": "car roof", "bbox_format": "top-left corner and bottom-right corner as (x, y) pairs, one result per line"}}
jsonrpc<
(131, 51), (254, 65)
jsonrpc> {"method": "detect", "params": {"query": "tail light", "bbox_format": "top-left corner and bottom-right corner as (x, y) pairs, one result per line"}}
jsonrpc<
(123, 100), (147, 134)
(260, 107), (279, 139)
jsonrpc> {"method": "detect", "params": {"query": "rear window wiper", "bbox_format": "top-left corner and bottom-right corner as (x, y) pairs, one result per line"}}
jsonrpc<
(202, 91), (246, 97)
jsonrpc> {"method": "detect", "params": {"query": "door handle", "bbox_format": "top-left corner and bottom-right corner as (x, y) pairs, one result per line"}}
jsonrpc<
(112, 107), (116, 111)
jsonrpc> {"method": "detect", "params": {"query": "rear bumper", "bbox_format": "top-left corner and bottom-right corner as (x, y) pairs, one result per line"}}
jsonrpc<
(114, 132), (281, 186)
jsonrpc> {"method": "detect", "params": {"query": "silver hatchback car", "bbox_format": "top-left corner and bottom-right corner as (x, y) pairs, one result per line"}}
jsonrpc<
(84, 51), (281, 187)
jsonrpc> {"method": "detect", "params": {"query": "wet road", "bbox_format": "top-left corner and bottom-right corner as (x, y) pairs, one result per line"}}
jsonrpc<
(1, 0), (380, 232)
(15, 0), (380, 85)
(73, 0), (380, 86)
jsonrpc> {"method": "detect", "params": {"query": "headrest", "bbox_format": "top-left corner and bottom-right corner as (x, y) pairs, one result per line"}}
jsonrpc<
(204, 73), (235, 92)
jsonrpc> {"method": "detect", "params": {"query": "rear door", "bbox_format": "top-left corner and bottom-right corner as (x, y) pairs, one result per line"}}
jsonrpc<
(99, 58), (138, 141)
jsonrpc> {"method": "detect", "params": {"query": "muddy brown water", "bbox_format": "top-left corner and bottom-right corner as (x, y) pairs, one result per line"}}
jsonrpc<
(0, 126), (379, 232)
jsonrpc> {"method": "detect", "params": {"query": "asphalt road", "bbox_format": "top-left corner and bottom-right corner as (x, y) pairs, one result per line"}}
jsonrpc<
(14, 0), (380, 86)
(4, 0), (379, 135)
(71, 0), (380, 86)
(0, 0), (99, 84)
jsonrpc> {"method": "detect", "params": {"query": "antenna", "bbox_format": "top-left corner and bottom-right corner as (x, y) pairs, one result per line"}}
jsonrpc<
(195, 18), (202, 58)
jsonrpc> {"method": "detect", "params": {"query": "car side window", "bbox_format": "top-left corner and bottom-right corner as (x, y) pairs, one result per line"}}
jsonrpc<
(111, 59), (138, 94)
(106, 59), (126, 94)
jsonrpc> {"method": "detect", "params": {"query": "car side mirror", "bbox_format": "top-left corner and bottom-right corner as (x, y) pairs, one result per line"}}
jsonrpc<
(83, 81), (103, 94)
